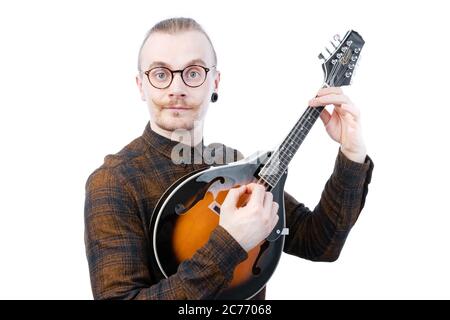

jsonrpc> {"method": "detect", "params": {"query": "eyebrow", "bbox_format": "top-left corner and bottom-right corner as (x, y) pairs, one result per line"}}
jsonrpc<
(146, 59), (208, 70)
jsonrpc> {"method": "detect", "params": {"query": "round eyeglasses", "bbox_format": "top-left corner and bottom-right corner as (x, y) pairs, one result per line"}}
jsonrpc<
(144, 65), (215, 89)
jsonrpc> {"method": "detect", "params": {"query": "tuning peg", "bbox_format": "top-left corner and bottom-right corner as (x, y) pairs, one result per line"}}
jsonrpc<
(333, 34), (341, 42)
(354, 54), (362, 70)
(356, 53), (362, 64)
(318, 53), (326, 61)
(330, 40), (338, 49)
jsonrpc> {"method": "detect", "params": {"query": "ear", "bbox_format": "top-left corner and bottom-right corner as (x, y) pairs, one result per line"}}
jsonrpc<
(213, 70), (221, 92)
(135, 73), (146, 101)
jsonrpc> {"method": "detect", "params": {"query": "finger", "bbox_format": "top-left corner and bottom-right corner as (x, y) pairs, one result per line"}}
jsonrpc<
(270, 203), (279, 228)
(262, 191), (274, 218)
(222, 185), (247, 210)
(246, 183), (266, 207)
(309, 94), (350, 107)
(316, 86), (343, 97)
(271, 201), (279, 216)
(333, 105), (357, 123)
(319, 108), (331, 126)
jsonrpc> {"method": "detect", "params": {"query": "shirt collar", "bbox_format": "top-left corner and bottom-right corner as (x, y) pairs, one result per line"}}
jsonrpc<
(141, 121), (205, 162)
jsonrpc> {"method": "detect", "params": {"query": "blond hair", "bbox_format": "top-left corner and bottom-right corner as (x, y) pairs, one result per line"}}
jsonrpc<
(137, 17), (217, 71)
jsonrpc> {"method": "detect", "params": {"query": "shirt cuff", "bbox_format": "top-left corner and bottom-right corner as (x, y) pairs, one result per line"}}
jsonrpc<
(333, 148), (373, 189)
(204, 225), (248, 281)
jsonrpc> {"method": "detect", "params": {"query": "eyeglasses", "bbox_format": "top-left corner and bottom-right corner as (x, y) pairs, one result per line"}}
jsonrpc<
(143, 65), (215, 89)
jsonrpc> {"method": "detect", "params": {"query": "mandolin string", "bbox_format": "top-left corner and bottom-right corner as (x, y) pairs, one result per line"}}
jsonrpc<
(265, 45), (351, 173)
(328, 42), (352, 86)
(259, 72), (348, 186)
(259, 59), (346, 185)
(258, 109), (316, 179)
(334, 44), (354, 86)
(259, 108), (320, 186)
(257, 106), (320, 186)
(258, 92), (331, 185)
(257, 38), (355, 187)
(335, 65), (348, 86)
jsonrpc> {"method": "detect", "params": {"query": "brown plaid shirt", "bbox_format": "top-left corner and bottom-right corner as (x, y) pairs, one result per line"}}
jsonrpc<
(84, 121), (374, 299)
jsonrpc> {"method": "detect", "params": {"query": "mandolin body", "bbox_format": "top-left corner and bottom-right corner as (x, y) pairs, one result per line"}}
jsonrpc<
(149, 150), (287, 299)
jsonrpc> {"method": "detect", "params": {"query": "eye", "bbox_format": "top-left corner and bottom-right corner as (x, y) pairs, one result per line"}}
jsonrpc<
(184, 66), (204, 79)
(156, 72), (167, 80)
(150, 68), (170, 82)
(188, 70), (200, 78)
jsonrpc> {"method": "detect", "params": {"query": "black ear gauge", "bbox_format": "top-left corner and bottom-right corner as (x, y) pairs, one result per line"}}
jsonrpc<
(211, 92), (218, 103)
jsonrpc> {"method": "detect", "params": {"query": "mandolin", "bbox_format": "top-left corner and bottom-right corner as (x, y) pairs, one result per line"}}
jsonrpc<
(149, 30), (365, 299)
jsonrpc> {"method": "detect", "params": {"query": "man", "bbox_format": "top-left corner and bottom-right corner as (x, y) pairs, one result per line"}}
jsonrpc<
(84, 17), (374, 299)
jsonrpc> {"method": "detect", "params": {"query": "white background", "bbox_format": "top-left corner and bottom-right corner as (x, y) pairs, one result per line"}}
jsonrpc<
(1, 0), (449, 299)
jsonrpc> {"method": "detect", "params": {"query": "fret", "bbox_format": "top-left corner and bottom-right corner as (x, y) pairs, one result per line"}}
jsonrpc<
(257, 30), (365, 189)
(258, 106), (325, 186)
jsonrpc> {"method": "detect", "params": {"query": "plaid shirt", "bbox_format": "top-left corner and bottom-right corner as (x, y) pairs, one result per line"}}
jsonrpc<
(84, 121), (374, 299)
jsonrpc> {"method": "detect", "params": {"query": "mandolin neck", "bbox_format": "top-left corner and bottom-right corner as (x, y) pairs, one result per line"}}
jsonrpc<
(258, 105), (325, 188)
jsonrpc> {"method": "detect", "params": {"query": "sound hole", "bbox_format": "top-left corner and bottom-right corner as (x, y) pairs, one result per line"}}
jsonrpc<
(252, 240), (270, 275)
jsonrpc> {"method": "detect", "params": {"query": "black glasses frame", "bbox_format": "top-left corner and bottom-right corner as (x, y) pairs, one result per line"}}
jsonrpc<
(144, 65), (215, 89)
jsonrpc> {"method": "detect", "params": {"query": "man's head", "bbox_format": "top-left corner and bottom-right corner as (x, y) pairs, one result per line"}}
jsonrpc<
(136, 17), (220, 136)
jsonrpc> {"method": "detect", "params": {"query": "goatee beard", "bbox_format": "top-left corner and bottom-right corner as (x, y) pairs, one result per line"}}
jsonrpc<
(156, 118), (195, 131)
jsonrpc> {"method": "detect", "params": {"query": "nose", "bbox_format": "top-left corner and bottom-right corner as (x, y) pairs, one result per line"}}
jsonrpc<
(168, 72), (187, 99)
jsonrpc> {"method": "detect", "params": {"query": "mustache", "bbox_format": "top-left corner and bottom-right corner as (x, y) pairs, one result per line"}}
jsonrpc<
(152, 99), (201, 109)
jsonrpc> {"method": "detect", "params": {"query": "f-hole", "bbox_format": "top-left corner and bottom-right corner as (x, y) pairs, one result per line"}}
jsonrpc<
(252, 241), (270, 275)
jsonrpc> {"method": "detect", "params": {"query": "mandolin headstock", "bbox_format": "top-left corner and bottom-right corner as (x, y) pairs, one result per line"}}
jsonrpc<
(318, 30), (364, 87)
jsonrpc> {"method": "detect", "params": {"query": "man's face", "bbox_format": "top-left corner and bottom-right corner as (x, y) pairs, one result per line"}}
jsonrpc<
(136, 31), (219, 132)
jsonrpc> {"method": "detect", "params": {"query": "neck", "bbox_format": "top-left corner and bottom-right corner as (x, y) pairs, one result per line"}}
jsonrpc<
(150, 120), (204, 147)
(258, 105), (325, 187)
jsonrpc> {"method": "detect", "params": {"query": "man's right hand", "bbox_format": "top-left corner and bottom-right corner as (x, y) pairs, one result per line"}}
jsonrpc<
(219, 183), (279, 252)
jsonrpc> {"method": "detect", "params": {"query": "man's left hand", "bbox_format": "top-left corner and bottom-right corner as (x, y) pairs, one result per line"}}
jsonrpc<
(309, 87), (367, 163)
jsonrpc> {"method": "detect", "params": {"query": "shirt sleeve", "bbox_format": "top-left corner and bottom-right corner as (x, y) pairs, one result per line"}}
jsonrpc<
(283, 148), (374, 261)
(84, 167), (247, 300)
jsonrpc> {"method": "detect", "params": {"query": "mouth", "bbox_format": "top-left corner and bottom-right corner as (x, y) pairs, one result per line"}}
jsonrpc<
(164, 105), (192, 111)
